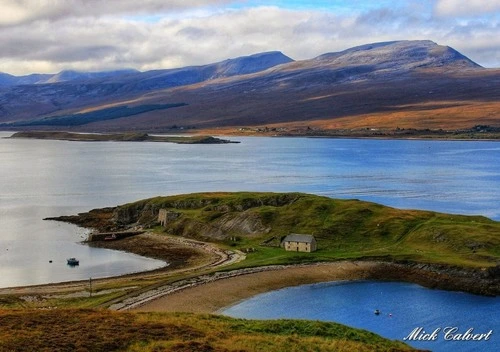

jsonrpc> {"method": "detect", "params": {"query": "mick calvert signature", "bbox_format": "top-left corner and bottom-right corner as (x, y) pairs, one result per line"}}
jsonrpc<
(404, 327), (493, 342)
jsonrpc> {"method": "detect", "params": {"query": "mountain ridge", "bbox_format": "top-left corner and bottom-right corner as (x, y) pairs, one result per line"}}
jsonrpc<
(0, 40), (498, 132)
(314, 40), (480, 69)
(0, 51), (293, 87)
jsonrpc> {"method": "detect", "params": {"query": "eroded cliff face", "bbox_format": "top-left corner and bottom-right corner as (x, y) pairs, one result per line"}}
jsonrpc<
(163, 211), (271, 241)
(104, 193), (300, 241)
(46, 193), (299, 238)
(368, 262), (500, 296)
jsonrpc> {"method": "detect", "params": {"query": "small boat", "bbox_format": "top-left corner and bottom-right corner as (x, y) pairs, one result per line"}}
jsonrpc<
(374, 309), (381, 315)
(67, 257), (79, 266)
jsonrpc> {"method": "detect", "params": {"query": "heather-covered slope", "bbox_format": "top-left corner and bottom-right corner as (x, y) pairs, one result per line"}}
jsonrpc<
(0, 310), (418, 352)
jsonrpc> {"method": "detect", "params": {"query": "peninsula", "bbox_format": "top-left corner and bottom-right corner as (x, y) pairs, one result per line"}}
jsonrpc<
(46, 192), (500, 298)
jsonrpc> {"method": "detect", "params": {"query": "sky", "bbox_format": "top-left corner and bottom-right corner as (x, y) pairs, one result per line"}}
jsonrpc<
(0, 0), (499, 75)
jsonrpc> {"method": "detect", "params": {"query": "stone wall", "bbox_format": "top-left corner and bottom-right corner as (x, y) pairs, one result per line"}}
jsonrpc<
(283, 241), (315, 252)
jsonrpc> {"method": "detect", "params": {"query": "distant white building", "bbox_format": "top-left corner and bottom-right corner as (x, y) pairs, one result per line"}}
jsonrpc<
(281, 233), (317, 252)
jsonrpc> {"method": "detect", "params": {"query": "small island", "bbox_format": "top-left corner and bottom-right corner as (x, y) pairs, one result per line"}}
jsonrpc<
(8, 131), (239, 144)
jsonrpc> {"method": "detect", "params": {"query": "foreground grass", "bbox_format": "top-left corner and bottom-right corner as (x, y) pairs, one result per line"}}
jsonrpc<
(0, 309), (417, 352)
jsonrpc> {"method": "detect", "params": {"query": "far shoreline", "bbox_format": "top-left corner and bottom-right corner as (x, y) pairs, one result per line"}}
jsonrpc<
(2, 128), (500, 142)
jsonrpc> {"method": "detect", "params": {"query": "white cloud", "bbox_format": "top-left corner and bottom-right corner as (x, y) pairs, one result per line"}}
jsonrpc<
(0, 2), (498, 75)
(0, 0), (237, 26)
(434, 0), (500, 17)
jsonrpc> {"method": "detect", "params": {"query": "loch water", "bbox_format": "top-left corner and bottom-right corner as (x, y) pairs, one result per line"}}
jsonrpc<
(0, 132), (499, 288)
(221, 280), (500, 352)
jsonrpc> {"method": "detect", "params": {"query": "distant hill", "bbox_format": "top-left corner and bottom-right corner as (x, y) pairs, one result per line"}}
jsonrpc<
(0, 69), (138, 87)
(44, 69), (140, 84)
(313, 40), (480, 71)
(0, 51), (292, 88)
(117, 51), (293, 91)
(0, 40), (498, 132)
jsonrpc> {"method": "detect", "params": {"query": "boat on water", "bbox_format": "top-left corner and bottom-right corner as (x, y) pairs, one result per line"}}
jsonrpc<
(67, 257), (79, 266)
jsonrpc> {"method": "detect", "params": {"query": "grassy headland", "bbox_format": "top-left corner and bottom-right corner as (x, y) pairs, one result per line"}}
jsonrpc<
(79, 192), (499, 269)
(43, 191), (499, 300)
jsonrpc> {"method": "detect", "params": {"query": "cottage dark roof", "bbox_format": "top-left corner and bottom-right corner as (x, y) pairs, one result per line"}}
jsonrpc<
(282, 233), (315, 243)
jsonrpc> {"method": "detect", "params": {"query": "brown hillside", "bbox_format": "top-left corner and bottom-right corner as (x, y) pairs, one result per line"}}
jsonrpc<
(1, 41), (498, 132)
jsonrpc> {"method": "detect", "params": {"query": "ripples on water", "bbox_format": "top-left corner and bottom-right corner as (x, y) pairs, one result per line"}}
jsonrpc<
(0, 133), (499, 287)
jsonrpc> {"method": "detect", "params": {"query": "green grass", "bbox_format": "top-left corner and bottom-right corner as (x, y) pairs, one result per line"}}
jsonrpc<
(0, 309), (417, 352)
(117, 192), (499, 269)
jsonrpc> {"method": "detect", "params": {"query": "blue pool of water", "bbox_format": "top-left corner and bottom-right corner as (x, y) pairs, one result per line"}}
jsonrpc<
(222, 281), (500, 352)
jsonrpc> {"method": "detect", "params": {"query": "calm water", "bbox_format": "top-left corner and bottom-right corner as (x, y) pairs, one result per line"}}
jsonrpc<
(222, 281), (500, 352)
(1, 132), (499, 288)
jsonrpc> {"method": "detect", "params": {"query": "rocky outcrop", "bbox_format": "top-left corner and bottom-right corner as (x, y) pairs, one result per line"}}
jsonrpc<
(214, 211), (270, 237)
(162, 210), (271, 241)
(367, 262), (500, 296)
(55, 193), (300, 241)
(111, 193), (301, 230)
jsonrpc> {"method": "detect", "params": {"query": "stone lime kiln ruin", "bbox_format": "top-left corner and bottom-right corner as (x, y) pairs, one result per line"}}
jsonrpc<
(158, 209), (182, 226)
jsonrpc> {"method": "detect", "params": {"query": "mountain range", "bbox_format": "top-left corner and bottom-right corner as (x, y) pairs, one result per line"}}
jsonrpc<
(0, 40), (498, 133)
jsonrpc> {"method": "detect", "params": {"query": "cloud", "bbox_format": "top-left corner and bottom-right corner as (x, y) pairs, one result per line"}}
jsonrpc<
(434, 0), (500, 17)
(0, 0), (237, 26)
(0, 2), (498, 75)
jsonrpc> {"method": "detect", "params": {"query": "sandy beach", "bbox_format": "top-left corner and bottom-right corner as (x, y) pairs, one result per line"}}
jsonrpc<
(131, 261), (378, 313)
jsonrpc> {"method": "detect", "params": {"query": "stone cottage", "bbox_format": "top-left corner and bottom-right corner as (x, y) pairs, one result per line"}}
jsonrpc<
(281, 233), (317, 252)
